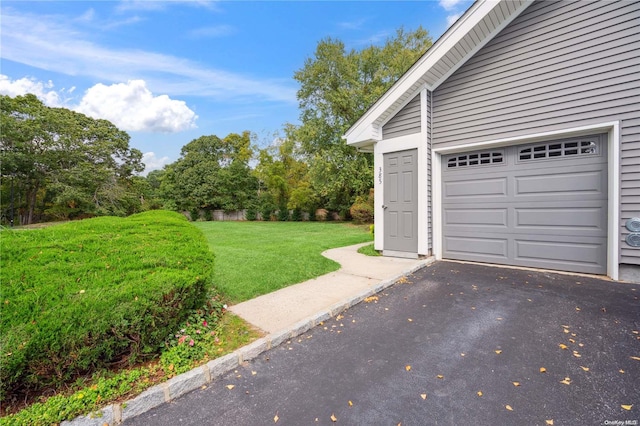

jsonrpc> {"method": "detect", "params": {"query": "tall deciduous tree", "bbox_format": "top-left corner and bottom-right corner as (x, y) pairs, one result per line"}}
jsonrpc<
(160, 131), (257, 212)
(0, 94), (144, 224)
(291, 27), (432, 213)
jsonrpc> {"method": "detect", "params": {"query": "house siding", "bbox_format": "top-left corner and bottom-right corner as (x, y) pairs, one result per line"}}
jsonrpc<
(426, 90), (432, 251)
(383, 94), (421, 139)
(432, 0), (640, 266)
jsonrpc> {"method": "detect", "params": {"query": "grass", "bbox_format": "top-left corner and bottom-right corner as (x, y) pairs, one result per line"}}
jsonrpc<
(357, 243), (381, 257)
(194, 221), (373, 303)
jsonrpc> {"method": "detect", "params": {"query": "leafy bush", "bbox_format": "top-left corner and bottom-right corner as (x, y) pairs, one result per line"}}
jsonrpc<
(291, 208), (303, 222)
(260, 205), (274, 221)
(190, 207), (200, 221)
(277, 208), (290, 221)
(245, 207), (258, 221)
(160, 293), (226, 376)
(350, 188), (374, 224)
(203, 209), (213, 221)
(0, 211), (214, 403)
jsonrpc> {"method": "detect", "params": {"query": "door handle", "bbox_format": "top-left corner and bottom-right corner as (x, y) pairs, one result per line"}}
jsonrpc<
(382, 205), (388, 209)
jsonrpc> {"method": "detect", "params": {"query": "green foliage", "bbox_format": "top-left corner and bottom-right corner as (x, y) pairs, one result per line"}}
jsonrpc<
(291, 208), (303, 222)
(0, 211), (214, 402)
(0, 94), (144, 225)
(290, 27), (432, 213)
(203, 209), (213, 222)
(195, 222), (372, 302)
(160, 294), (226, 375)
(350, 188), (375, 224)
(0, 368), (154, 426)
(160, 132), (258, 212)
(190, 207), (200, 221)
(277, 208), (290, 222)
(357, 243), (381, 257)
(245, 206), (258, 221)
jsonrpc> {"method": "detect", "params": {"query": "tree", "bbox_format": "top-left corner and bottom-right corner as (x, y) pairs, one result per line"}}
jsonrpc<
(290, 27), (432, 212)
(0, 94), (144, 224)
(160, 131), (258, 212)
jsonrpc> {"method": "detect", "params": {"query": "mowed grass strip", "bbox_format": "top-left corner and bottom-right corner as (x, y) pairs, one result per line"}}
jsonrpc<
(194, 222), (372, 303)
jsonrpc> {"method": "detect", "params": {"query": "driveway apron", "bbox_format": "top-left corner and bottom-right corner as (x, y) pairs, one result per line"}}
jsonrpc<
(124, 261), (640, 426)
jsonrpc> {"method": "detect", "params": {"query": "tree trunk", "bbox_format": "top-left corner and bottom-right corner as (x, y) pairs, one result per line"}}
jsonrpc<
(26, 185), (38, 225)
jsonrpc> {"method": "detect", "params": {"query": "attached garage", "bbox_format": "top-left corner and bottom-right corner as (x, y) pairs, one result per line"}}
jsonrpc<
(345, 0), (640, 281)
(441, 134), (608, 275)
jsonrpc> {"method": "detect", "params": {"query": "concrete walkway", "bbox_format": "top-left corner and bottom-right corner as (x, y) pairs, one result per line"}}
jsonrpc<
(230, 243), (431, 334)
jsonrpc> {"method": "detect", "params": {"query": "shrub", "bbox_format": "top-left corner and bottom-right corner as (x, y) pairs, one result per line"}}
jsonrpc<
(291, 208), (303, 222)
(260, 205), (273, 221)
(277, 208), (290, 221)
(190, 207), (200, 221)
(245, 207), (258, 221)
(203, 209), (213, 222)
(0, 211), (214, 403)
(350, 188), (374, 224)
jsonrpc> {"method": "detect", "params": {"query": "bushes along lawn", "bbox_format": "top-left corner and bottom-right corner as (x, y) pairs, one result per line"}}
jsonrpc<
(0, 211), (214, 404)
(195, 221), (373, 302)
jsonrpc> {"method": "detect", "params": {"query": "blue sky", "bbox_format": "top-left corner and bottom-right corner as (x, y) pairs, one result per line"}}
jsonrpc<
(0, 0), (472, 174)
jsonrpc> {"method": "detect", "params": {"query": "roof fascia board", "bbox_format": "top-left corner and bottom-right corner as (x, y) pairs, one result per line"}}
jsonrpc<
(345, 0), (492, 144)
(430, 0), (534, 91)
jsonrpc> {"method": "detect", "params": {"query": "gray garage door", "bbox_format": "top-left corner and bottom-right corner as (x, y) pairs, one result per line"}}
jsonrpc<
(442, 134), (608, 275)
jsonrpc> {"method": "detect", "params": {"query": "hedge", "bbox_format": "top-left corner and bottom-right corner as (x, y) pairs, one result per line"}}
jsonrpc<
(0, 211), (214, 402)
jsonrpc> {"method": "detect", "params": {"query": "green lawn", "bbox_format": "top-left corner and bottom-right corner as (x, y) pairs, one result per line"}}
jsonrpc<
(194, 221), (373, 303)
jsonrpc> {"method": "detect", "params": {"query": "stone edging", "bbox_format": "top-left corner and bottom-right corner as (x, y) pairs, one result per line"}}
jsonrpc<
(63, 258), (433, 425)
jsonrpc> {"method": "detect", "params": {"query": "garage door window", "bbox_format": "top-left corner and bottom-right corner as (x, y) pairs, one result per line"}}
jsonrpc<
(447, 150), (504, 168)
(518, 139), (598, 161)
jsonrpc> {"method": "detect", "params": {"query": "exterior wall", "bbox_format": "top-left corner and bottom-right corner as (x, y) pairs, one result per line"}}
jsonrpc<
(432, 0), (640, 266)
(426, 90), (432, 252)
(382, 94), (421, 139)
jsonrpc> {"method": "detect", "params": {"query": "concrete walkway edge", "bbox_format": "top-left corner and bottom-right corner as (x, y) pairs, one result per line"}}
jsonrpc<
(64, 244), (433, 426)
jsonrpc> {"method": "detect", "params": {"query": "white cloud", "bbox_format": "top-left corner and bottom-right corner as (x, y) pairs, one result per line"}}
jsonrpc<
(141, 151), (171, 175)
(439, 0), (465, 12)
(188, 24), (235, 39)
(75, 80), (198, 133)
(0, 74), (64, 106)
(0, 8), (297, 103)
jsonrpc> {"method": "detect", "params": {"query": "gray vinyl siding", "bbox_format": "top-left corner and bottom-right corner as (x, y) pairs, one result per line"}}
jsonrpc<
(383, 94), (421, 139)
(426, 90), (432, 253)
(432, 0), (640, 265)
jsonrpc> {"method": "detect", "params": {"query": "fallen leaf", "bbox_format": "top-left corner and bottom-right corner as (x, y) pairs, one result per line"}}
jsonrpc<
(330, 414), (337, 422)
(477, 391), (483, 397)
(569, 338), (576, 343)
(633, 330), (639, 335)
(631, 356), (640, 361)
(437, 374), (444, 379)
(621, 404), (633, 411)
(348, 400), (353, 407)
(576, 307), (581, 311)
(405, 365), (411, 371)
(563, 329), (569, 334)
(274, 414), (279, 423)
(512, 382), (520, 387)
(506, 405), (513, 411)
(560, 377), (571, 385)
(580, 366), (590, 372)
(421, 394), (427, 400)
(620, 369), (625, 374)
(540, 367), (547, 373)
(252, 371), (257, 376)
(546, 420), (554, 425)
(336, 314), (344, 320)
(408, 318), (413, 322)
(461, 353), (465, 357)
(495, 350), (502, 354)
(558, 344), (568, 350)
(364, 296), (379, 303)
(226, 385), (235, 390)
(201, 385), (207, 390)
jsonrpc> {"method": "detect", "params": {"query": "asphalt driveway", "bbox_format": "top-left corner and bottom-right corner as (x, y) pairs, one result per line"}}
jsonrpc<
(125, 261), (640, 426)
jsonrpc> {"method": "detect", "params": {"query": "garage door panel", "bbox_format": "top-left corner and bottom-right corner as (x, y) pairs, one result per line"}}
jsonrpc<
(444, 235), (508, 259)
(444, 208), (508, 227)
(443, 177), (507, 199)
(442, 134), (608, 275)
(515, 207), (606, 232)
(515, 170), (605, 197)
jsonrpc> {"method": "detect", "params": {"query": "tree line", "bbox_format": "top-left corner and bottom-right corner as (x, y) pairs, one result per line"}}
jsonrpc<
(1, 28), (432, 225)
